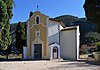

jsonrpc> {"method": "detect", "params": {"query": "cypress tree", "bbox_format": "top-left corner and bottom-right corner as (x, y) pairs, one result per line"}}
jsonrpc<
(0, 0), (13, 59)
(16, 22), (26, 57)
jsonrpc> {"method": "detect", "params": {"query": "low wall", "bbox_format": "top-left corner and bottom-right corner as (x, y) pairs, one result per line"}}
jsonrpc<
(23, 46), (28, 59)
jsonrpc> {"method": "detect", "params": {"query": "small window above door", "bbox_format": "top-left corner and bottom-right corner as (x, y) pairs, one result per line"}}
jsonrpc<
(36, 29), (40, 37)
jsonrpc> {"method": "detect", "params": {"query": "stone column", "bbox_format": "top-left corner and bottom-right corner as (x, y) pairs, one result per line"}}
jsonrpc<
(58, 46), (61, 59)
(50, 46), (53, 59)
(32, 45), (34, 59)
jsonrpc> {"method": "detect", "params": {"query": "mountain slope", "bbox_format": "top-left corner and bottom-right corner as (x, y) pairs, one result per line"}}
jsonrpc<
(54, 15), (79, 26)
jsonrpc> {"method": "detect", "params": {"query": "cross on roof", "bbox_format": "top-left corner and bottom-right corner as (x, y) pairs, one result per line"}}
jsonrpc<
(37, 5), (39, 11)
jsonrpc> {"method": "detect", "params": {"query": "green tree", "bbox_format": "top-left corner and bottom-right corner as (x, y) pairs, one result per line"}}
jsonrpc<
(83, 32), (100, 44)
(3, 44), (12, 59)
(83, 0), (100, 33)
(15, 22), (26, 57)
(96, 42), (100, 51)
(29, 11), (34, 18)
(0, 0), (13, 59)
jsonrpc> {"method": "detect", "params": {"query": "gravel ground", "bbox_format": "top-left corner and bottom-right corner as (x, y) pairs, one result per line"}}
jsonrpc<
(0, 60), (100, 70)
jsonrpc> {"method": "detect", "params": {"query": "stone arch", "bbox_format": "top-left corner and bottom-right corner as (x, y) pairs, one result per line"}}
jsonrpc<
(50, 43), (61, 59)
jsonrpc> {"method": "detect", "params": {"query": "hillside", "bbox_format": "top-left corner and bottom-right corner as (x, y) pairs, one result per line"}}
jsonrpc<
(54, 15), (79, 26)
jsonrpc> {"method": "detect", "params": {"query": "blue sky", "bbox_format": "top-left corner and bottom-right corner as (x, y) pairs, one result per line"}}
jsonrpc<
(11, 0), (85, 23)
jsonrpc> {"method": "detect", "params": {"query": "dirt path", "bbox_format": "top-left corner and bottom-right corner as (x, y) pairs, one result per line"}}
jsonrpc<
(0, 61), (100, 70)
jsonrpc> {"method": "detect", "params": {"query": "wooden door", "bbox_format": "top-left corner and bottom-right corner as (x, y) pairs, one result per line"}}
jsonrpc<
(34, 44), (42, 60)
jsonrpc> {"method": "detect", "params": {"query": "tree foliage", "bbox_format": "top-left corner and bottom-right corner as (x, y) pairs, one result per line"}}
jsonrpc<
(0, 0), (13, 50)
(16, 22), (26, 53)
(83, 32), (100, 44)
(29, 11), (34, 18)
(83, 0), (100, 33)
(96, 42), (100, 51)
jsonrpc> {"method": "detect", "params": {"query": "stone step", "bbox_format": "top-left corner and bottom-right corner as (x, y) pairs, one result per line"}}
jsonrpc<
(50, 59), (63, 61)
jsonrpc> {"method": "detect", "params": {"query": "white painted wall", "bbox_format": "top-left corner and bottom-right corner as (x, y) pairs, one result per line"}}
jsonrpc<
(60, 25), (63, 30)
(23, 46), (28, 59)
(47, 20), (60, 45)
(76, 26), (80, 60)
(60, 29), (77, 60)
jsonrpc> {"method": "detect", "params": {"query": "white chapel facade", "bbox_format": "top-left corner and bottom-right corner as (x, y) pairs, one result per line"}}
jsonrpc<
(23, 11), (80, 60)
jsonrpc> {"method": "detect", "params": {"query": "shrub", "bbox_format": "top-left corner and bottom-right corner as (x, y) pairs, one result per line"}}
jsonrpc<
(96, 42), (100, 51)
(96, 42), (100, 46)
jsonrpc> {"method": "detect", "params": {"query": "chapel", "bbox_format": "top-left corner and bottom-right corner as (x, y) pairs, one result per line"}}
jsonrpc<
(23, 11), (80, 60)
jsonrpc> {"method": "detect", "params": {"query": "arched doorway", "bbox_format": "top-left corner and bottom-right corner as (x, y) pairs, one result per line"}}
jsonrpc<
(50, 43), (61, 59)
(53, 46), (58, 59)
